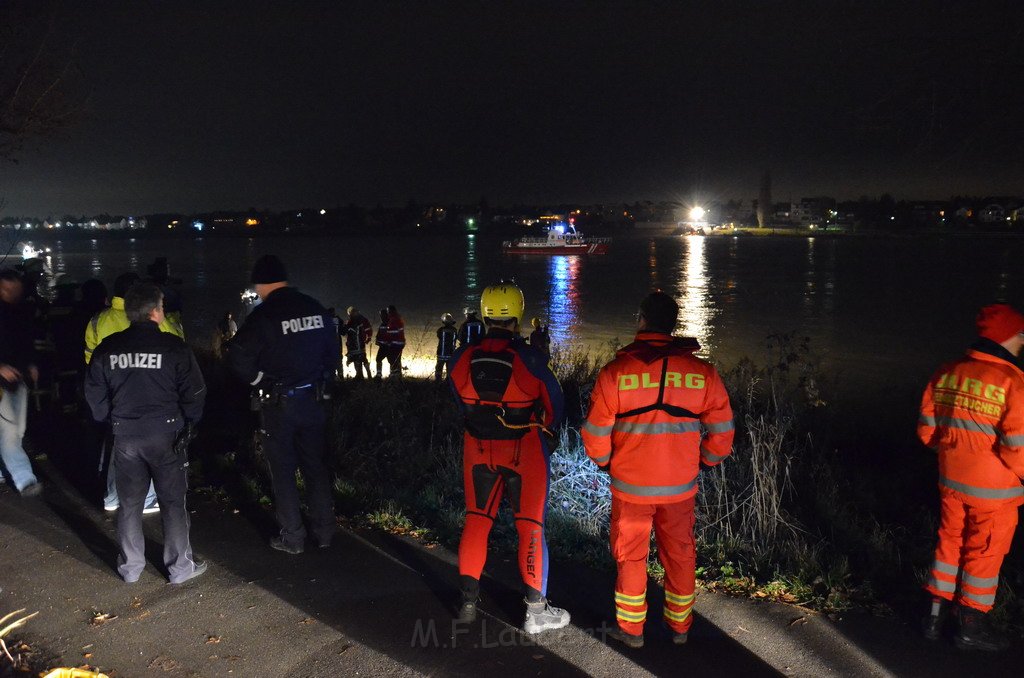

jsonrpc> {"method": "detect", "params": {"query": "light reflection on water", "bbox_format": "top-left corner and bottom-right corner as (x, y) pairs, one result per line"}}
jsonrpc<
(676, 235), (715, 354)
(545, 255), (581, 347)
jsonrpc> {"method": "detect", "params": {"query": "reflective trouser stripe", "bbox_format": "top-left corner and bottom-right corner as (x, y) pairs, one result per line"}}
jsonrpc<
(615, 607), (646, 622)
(962, 571), (999, 588)
(665, 591), (695, 606)
(927, 576), (957, 593)
(591, 452), (611, 465)
(961, 590), (996, 607)
(931, 559), (959, 577)
(615, 591), (646, 605)
(664, 606), (693, 623)
(700, 447), (729, 462)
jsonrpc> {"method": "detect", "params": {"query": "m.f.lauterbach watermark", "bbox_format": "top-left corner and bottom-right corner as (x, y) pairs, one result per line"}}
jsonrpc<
(411, 618), (618, 649)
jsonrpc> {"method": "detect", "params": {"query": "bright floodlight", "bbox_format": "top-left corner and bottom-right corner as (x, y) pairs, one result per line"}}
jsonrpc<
(689, 206), (706, 221)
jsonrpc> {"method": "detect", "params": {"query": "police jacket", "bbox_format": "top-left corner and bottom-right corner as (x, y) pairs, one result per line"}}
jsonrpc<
(582, 332), (734, 504)
(437, 322), (457, 360)
(225, 286), (338, 390)
(449, 329), (564, 445)
(85, 321), (206, 436)
(918, 338), (1024, 507)
(84, 296), (184, 364)
(0, 299), (36, 378)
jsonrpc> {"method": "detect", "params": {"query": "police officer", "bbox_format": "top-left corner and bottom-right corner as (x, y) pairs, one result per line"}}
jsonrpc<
(225, 255), (338, 554)
(84, 282), (207, 584)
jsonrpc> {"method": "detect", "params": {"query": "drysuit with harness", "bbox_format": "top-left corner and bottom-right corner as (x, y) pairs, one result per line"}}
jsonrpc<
(448, 282), (569, 634)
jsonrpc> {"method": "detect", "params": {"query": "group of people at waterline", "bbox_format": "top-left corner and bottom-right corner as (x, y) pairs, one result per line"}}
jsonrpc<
(0, 253), (1021, 652)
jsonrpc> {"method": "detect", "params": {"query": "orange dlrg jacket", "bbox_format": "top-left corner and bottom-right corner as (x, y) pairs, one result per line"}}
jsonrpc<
(918, 345), (1024, 506)
(582, 332), (734, 504)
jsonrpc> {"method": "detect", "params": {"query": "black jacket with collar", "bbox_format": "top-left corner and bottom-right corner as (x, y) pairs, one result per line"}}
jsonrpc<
(85, 321), (206, 436)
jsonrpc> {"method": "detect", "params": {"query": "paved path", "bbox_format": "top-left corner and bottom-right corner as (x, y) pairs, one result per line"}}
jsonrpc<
(1, 458), (1021, 677)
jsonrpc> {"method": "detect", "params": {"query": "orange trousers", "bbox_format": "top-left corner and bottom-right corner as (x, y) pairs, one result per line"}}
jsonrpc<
(611, 496), (696, 636)
(924, 490), (1019, 612)
(458, 433), (550, 597)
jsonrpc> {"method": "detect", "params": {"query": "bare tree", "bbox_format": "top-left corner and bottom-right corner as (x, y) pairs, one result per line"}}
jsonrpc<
(0, 2), (87, 162)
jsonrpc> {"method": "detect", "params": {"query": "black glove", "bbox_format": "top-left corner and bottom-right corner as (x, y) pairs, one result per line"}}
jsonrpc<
(173, 422), (197, 456)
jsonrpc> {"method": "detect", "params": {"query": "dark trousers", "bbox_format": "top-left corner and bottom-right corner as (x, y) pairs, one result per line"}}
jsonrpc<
(114, 431), (195, 582)
(261, 393), (335, 548)
(435, 356), (451, 381)
(388, 346), (404, 379)
(374, 346), (388, 378)
(347, 352), (369, 379)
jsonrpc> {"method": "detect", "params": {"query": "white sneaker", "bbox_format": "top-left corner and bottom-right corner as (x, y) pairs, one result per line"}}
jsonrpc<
(143, 500), (160, 514)
(523, 598), (570, 634)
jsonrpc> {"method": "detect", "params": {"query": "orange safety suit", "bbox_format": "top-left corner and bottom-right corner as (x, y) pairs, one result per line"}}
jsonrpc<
(582, 332), (734, 636)
(448, 328), (564, 598)
(918, 341), (1024, 612)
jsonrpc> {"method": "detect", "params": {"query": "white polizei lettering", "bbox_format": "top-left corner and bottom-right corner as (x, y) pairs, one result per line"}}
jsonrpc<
(109, 352), (164, 369)
(281, 315), (327, 335)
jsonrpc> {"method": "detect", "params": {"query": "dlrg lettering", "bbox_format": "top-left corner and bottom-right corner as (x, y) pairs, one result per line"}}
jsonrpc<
(618, 372), (705, 391)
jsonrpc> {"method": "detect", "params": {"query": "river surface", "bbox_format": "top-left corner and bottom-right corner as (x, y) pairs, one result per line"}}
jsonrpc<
(15, 232), (1024, 445)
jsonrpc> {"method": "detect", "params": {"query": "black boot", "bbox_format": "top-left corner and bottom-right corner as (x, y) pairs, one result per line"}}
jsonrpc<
(955, 605), (1010, 651)
(922, 597), (948, 641)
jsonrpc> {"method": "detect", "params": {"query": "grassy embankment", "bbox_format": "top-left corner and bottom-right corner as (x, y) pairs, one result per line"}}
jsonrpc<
(191, 339), (1022, 625)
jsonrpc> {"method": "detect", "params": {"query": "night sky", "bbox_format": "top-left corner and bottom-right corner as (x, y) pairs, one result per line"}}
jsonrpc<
(2, 1), (1023, 216)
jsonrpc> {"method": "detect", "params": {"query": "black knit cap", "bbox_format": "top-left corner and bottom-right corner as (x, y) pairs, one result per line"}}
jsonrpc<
(250, 255), (288, 284)
(639, 291), (678, 333)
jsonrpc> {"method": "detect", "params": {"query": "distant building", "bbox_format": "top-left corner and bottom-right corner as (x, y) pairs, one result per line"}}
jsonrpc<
(790, 197), (836, 226)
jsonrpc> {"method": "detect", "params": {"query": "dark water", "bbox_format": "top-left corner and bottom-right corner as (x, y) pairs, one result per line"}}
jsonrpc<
(17, 232), (1024, 444)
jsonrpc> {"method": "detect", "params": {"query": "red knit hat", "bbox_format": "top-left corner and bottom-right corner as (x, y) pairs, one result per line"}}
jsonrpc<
(976, 304), (1024, 343)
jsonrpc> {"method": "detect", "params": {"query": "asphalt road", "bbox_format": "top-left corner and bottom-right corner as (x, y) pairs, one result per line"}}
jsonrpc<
(1, 458), (1022, 677)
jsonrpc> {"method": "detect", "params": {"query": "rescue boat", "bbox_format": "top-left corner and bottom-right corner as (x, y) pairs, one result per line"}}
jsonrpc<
(502, 223), (610, 255)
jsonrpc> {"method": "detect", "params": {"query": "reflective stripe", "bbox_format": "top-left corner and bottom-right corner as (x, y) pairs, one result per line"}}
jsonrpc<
(591, 453), (611, 465)
(250, 370), (264, 386)
(1001, 434), (1024, 447)
(918, 414), (936, 427)
(611, 477), (697, 497)
(615, 608), (646, 622)
(962, 590), (996, 607)
(613, 421), (702, 435)
(705, 420), (734, 433)
(934, 416), (996, 437)
(931, 560), (959, 577)
(939, 476), (1024, 500)
(665, 591), (694, 606)
(700, 446), (729, 463)
(615, 591), (646, 604)
(961, 571), (999, 589)
(471, 357), (513, 367)
(664, 607), (693, 622)
(583, 420), (614, 437)
(927, 576), (956, 593)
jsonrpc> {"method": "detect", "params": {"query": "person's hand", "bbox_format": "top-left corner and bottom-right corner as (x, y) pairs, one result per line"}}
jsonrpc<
(0, 364), (21, 383)
(27, 366), (38, 386)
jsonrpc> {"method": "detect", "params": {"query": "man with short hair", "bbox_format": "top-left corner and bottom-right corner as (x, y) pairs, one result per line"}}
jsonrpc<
(918, 303), (1024, 652)
(225, 255), (338, 554)
(448, 282), (570, 634)
(85, 282), (207, 584)
(0, 269), (43, 497)
(582, 291), (734, 648)
(87, 270), (184, 513)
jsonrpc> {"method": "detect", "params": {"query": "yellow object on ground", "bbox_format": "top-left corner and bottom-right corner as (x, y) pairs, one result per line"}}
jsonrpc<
(43, 669), (110, 678)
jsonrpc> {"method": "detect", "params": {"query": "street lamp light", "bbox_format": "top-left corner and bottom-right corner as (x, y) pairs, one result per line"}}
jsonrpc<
(689, 206), (706, 222)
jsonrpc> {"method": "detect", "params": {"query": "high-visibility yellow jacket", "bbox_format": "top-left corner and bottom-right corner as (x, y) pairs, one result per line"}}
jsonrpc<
(83, 296), (184, 364)
(918, 343), (1024, 507)
(582, 332), (734, 504)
